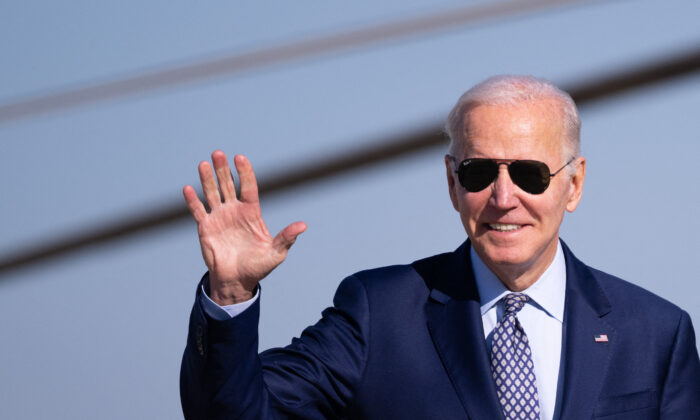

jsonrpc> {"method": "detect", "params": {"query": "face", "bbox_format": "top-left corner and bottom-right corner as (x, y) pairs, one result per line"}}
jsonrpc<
(446, 99), (585, 287)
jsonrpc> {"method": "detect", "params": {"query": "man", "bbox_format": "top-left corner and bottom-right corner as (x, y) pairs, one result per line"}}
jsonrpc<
(180, 76), (700, 419)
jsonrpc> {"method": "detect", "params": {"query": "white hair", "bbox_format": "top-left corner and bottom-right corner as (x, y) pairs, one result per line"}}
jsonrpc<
(445, 75), (581, 170)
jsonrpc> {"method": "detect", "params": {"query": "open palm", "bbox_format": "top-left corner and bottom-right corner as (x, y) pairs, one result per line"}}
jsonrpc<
(183, 151), (306, 305)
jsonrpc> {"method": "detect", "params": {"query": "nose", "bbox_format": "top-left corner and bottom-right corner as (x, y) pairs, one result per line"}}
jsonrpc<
(489, 164), (519, 210)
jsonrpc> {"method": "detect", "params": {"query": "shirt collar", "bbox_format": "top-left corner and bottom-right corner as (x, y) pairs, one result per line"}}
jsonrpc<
(471, 240), (566, 323)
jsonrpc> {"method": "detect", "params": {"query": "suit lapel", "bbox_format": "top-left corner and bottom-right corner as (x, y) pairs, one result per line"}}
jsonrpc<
(417, 240), (617, 419)
(417, 242), (504, 420)
(557, 241), (615, 420)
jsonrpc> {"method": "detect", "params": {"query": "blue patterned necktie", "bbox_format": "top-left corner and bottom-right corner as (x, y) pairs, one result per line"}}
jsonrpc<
(490, 293), (541, 419)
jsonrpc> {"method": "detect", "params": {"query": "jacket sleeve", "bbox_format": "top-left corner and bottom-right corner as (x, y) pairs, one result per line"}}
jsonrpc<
(659, 310), (700, 419)
(180, 273), (370, 420)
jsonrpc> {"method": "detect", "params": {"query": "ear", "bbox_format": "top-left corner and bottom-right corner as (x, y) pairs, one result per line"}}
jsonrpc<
(445, 155), (459, 211)
(565, 157), (586, 212)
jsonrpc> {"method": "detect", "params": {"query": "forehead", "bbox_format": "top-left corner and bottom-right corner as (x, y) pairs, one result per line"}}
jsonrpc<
(458, 100), (566, 161)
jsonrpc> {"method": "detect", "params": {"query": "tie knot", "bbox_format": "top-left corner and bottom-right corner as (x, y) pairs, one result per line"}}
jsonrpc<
(502, 293), (529, 314)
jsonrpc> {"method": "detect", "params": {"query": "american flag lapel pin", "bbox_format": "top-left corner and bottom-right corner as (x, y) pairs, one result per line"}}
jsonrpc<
(594, 334), (609, 343)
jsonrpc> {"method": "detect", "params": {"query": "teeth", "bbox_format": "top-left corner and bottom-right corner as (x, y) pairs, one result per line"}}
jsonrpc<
(489, 223), (521, 232)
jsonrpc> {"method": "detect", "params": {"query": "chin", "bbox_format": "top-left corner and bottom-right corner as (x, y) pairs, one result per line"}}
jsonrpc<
(484, 251), (528, 268)
(474, 241), (533, 269)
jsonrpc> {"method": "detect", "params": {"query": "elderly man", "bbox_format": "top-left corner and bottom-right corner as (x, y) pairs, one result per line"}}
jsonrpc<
(180, 76), (700, 419)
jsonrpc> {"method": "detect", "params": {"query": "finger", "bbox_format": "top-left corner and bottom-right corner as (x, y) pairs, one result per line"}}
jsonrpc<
(198, 161), (222, 209)
(211, 150), (237, 203)
(183, 185), (207, 223)
(234, 155), (260, 203)
(272, 221), (307, 252)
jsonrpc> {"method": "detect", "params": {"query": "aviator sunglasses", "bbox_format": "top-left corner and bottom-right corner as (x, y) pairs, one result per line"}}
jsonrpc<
(448, 156), (575, 194)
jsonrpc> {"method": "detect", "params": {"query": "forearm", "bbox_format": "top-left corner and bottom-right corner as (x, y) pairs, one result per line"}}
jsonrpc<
(180, 274), (370, 419)
(180, 280), (271, 420)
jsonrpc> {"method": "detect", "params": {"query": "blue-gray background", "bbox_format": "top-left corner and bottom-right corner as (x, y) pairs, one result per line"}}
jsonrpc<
(1, 1), (698, 418)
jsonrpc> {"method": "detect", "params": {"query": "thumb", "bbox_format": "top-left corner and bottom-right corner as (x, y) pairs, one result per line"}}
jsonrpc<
(272, 221), (307, 252)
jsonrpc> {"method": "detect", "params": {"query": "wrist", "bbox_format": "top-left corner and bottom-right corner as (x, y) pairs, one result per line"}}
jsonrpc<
(208, 275), (255, 305)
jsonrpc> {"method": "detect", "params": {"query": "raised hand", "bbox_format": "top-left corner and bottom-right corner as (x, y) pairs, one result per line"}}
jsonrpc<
(183, 151), (307, 305)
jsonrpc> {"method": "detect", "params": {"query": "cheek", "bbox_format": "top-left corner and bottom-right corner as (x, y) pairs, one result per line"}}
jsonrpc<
(458, 193), (487, 225)
(536, 190), (570, 225)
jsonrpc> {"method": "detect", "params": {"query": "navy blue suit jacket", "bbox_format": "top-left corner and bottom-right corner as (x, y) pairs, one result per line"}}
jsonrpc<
(180, 241), (700, 419)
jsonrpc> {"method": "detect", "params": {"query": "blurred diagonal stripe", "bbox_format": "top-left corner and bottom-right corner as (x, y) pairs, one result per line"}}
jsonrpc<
(0, 0), (594, 123)
(0, 45), (699, 276)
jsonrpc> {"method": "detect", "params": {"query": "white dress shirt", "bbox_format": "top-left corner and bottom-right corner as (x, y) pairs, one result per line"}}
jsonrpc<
(472, 241), (566, 420)
(201, 242), (567, 419)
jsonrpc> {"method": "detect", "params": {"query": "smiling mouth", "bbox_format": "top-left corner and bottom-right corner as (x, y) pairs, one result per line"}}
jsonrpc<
(487, 223), (522, 232)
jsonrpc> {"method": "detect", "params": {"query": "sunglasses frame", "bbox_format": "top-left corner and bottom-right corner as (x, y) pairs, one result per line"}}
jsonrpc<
(448, 155), (575, 194)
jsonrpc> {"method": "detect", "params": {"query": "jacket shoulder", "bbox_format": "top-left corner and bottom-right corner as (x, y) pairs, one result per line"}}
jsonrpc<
(587, 265), (687, 325)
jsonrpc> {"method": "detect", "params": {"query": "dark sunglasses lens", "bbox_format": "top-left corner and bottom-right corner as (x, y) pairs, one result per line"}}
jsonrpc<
(509, 160), (550, 194)
(459, 160), (498, 192)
